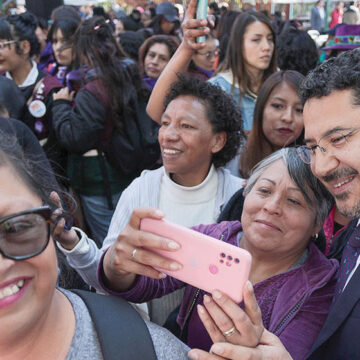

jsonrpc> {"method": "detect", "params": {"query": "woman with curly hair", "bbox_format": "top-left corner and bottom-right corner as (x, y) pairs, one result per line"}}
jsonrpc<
(55, 71), (245, 325)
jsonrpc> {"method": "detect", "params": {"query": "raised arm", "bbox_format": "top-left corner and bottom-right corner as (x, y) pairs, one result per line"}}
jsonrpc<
(146, 0), (211, 124)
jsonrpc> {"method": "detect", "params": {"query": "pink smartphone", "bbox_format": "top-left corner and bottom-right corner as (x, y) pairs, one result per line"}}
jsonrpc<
(140, 218), (252, 303)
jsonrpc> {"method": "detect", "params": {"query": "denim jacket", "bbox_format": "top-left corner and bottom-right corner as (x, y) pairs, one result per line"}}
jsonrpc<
(208, 73), (256, 131)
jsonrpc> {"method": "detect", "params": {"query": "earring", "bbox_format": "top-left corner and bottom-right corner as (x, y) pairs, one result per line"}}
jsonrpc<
(314, 233), (319, 239)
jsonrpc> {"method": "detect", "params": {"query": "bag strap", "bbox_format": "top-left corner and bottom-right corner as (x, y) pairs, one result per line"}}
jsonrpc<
(71, 290), (157, 360)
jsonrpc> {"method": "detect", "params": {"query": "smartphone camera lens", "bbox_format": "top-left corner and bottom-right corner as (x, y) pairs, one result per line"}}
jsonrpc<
(235, 258), (240, 263)
(227, 255), (233, 261)
(220, 252), (226, 258)
(219, 259), (224, 263)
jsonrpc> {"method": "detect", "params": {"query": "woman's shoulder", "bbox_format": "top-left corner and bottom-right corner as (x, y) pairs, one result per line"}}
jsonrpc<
(145, 321), (189, 359)
(61, 289), (189, 360)
(303, 243), (339, 281)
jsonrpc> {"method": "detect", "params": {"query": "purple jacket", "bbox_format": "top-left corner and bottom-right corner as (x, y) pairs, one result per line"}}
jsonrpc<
(100, 221), (339, 360)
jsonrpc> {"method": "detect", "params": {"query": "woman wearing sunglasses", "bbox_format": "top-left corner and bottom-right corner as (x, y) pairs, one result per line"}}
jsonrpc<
(0, 134), (189, 360)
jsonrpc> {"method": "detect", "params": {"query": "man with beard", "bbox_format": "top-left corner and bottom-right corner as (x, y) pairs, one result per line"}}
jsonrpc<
(187, 49), (360, 360)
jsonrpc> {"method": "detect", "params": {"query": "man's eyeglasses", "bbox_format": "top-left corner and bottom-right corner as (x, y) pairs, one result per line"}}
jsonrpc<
(0, 40), (18, 50)
(0, 206), (52, 261)
(196, 49), (220, 60)
(297, 126), (360, 164)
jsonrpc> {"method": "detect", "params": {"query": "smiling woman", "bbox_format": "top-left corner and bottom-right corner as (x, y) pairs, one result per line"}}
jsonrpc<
(238, 70), (305, 178)
(99, 147), (338, 360)
(0, 134), (189, 359)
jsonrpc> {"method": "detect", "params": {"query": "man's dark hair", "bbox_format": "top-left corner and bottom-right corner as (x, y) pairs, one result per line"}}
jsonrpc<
(300, 49), (360, 105)
(277, 27), (318, 76)
(164, 74), (245, 168)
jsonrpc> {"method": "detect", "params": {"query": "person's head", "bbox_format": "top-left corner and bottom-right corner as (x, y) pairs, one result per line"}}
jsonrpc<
(150, 2), (180, 35)
(51, 5), (82, 23)
(48, 18), (81, 67)
(0, 13), (40, 73)
(34, 16), (48, 53)
(160, 75), (244, 186)
(218, 11), (277, 94)
(239, 70), (305, 178)
(0, 134), (61, 340)
(299, 49), (360, 219)
(209, 2), (220, 15)
(242, 0), (256, 11)
(114, 19), (125, 36)
(277, 27), (318, 76)
(316, 0), (325, 7)
(139, 35), (179, 78)
(192, 35), (219, 71)
(336, 1), (344, 10)
(74, 16), (126, 71)
(241, 147), (332, 258)
(117, 30), (146, 61)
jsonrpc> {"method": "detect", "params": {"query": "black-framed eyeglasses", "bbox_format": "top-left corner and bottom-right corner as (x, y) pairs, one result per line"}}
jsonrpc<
(0, 40), (18, 50)
(296, 126), (360, 164)
(0, 206), (52, 261)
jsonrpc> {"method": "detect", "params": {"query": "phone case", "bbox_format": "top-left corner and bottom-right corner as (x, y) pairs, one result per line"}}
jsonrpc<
(196, 0), (208, 43)
(140, 218), (252, 303)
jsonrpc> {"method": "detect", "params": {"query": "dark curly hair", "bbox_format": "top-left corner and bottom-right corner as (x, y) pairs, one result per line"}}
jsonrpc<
(0, 12), (40, 58)
(277, 27), (318, 76)
(300, 48), (360, 105)
(164, 74), (244, 168)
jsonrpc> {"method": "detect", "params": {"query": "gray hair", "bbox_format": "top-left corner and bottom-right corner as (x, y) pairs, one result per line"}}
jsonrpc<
(243, 147), (333, 226)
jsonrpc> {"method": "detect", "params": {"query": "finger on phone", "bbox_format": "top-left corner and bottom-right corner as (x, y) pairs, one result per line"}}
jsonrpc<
(136, 229), (180, 251)
(203, 294), (243, 344)
(243, 281), (263, 326)
(128, 207), (165, 229)
(211, 289), (263, 347)
(197, 303), (226, 343)
(188, 348), (225, 360)
(185, 0), (198, 18)
(132, 247), (182, 273)
(122, 259), (167, 280)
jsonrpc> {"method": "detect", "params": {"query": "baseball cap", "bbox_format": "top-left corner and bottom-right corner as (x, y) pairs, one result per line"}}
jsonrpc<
(156, 2), (180, 22)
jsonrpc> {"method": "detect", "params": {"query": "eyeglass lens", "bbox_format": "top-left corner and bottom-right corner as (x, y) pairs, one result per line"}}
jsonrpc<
(0, 213), (49, 259)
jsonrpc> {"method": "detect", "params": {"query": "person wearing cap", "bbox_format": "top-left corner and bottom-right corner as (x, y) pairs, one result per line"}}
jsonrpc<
(147, 2), (181, 38)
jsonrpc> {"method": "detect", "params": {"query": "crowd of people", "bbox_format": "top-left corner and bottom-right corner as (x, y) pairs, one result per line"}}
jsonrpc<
(1, 0), (360, 359)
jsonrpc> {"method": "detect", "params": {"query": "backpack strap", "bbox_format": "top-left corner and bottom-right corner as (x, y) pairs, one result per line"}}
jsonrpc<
(71, 289), (157, 360)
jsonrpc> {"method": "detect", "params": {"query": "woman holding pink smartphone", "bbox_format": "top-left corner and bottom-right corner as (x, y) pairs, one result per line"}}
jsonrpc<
(100, 147), (338, 360)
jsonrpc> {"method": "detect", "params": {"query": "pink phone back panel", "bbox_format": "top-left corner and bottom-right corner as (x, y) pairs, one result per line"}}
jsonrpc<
(140, 218), (252, 303)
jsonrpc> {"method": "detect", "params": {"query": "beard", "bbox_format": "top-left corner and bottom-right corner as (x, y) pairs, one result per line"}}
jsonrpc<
(337, 197), (360, 219)
(322, 166), (360, 219)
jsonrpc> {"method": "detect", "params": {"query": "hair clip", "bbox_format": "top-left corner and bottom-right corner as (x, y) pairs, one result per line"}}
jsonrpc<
(94, 25), (100, 30)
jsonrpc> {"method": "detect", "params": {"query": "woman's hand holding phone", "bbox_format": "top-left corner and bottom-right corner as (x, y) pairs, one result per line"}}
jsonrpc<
(102, 207), (182, 292)
(181, 0), (211, 52)
(188, 283), (267, 360)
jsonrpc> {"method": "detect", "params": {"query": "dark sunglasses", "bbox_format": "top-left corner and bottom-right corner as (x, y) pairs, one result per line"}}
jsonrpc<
(0, 206), (52, 261)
